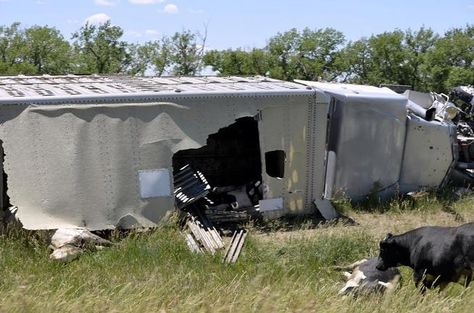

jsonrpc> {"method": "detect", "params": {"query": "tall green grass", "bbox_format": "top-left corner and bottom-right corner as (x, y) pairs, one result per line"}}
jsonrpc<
(1, 194), (474, 312)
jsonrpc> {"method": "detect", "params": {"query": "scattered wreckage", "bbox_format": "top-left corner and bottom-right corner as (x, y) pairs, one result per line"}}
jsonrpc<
(0, 75), (473, 262)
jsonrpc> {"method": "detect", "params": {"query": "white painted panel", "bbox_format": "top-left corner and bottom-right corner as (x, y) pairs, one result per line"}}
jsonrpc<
(138, 169), (171, 198)
(259, 198), (283, 212)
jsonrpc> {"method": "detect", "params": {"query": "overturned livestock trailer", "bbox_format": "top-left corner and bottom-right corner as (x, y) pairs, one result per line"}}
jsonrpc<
(0, 76), (459, 230)
(0, 76), (330, 229)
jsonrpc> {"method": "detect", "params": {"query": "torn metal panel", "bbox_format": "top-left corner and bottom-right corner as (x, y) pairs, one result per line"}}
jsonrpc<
(0, 76), (319, 230)
(404, 90), (434, 109)
(399, 115), (456, 193)
(0, 101), (258, 229)
(298, 81), (408, 200)
(314, 198), (339, 220)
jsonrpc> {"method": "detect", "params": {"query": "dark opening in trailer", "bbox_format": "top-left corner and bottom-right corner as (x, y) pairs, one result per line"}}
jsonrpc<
(172, 117), (262, 187)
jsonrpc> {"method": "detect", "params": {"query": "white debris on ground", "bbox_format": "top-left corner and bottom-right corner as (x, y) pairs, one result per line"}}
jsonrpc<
(49, 228), (112, 262)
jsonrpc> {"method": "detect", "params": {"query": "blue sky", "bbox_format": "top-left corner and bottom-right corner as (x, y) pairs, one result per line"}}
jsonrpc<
(0, 0), (473, 50)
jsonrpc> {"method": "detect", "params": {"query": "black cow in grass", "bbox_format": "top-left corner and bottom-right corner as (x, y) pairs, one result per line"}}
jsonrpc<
(376, 222), (474, 292)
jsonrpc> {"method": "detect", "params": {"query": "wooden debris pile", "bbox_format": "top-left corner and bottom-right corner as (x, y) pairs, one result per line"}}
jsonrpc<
(184, 208), (225, 254)
(175, 165), (255, 263)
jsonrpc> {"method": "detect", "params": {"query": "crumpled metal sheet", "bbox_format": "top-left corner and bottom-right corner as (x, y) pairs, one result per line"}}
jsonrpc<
(399, 114), (456, 193)
(0, 93), (318, 230)
(299, 81), (408, 200)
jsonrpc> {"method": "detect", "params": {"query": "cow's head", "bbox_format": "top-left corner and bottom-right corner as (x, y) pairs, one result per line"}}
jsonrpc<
(376, 233), (399, 271)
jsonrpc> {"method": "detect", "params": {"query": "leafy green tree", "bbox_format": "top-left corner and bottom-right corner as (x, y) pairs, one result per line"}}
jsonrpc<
(24, 26), (72, 74)
(203, 48), (270, 76)
(203, 49), (237, 75)
(246, 48), (271, 76)
(266, 28), (300, 80)
(403, 27), (438, 91)
(426, 25), (474, 92)
(148, 38), (172, 76)
(125, 39), (172, 76)
(338, 28), (438, 91)
(72, 21), (129, 74)
(0, 22), (36, 74)
(265, 27), (345, 81)
(336, 38), (372, 83)
(365, 30), (408, 86)
(167, 30), (206, 76)
(124, 43), (147, 76)
(295, 27), (346, 81)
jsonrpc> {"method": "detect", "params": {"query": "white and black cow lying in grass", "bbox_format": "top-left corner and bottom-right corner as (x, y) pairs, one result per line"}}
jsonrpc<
(336, 258), (401, 295)
(376, 222), (474, 292)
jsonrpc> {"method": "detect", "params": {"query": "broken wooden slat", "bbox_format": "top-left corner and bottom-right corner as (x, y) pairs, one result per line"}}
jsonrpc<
(184, 233), (202, 253)
(222, 230), (238, 261)
(231, 230), (248, 263)
(187, 220), (216, 254)
(194, 215), (221, 251)
(194, 208), (225, 249)
(208, 226), (225, 249)
(223, 229), (248, 264)
(224, 230), (241, 263)
(185, 208), (226, 254)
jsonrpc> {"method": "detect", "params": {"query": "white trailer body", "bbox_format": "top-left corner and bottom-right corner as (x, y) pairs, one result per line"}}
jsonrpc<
(0, 76), (457, 230)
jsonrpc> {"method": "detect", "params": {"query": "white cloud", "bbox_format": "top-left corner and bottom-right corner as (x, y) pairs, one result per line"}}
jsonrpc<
(163, 3), (178, 14)
(95, 0), (118, 6)
(84, 13), (111, 25)
(129, 0), (164, 4)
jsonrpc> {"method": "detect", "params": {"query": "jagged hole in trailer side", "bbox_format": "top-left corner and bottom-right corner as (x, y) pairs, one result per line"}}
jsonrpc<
(172, 116), (264, 209)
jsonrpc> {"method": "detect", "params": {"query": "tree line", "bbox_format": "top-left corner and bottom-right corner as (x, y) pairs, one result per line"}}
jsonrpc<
(1, 22), (473, 92)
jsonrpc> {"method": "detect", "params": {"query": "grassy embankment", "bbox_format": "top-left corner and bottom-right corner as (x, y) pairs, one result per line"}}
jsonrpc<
(2, 193), (474, 312)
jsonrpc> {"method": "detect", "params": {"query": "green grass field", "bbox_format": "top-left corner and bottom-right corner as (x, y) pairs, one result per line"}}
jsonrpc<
(2, 193), (474, 312)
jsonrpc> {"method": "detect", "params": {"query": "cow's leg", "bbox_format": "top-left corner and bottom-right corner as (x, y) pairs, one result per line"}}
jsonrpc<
(413, 270), (426, 294)
(414, 270), (434, 294)
(464, 271), (472, 288)
(413, 271), (422, 287)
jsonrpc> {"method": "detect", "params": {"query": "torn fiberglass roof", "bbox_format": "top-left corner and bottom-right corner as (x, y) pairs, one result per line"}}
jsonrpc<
(0, 75), (311, 105)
